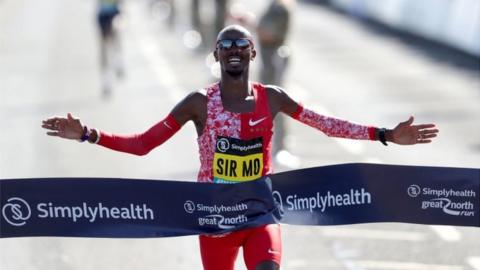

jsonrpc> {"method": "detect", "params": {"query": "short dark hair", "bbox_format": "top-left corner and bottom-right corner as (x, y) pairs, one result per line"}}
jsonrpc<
(216, 25), (253, 42)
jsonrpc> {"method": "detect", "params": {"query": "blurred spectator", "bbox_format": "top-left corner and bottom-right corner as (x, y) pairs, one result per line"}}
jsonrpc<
(97, 0), (124, 97)
(257, 0), (292, 85)
(257, 0), (299, 168)
(190, 0), (201, 34)
(214, 0), (229, 40)
(190, 0), (230, 50)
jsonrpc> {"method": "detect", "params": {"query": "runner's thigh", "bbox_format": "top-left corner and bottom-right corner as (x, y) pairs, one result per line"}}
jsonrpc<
(199, 234), (242, 270)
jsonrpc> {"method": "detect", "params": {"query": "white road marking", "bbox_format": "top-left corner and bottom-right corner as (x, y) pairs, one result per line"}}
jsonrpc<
(321, 227), (426, 241)
(343, 260), (366, 270)
(430, 225), (462, 242)
(352, 260), (464, 270)
(332, 242), (365, 270)
(137, 37), (184, 101)
(467, 257), (480, 270)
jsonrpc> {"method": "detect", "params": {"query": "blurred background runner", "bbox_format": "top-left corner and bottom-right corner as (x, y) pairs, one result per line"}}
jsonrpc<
(97, 0), (124, 97)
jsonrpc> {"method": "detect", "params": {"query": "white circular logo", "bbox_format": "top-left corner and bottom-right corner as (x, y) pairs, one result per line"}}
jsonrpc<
(184, 200), (195, 214)
(272, 190), (284, 214)
(216, 138), (230, 153)
(2, 197), (31, 226)
(407, 185), (421, 198)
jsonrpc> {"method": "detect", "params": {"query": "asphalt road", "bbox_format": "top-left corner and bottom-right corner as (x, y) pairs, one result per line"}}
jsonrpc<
(1, 0), (479, 269)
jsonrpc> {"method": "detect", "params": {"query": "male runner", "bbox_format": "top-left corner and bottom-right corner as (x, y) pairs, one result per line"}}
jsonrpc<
(42, 25), (439, 270)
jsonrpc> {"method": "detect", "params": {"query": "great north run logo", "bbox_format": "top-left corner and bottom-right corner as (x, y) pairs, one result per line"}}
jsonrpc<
(183, 200), (249, 229)
(407, 185), (476, 217)
(2, 197), (31, 226)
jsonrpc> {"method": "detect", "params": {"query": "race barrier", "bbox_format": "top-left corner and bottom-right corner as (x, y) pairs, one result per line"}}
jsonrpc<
(327, 0), (480, 57)
(1, 163), (478, 238)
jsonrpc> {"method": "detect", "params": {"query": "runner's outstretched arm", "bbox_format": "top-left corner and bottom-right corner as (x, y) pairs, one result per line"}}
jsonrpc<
(41, 92), (205, 155)
(267, 85), (439, 145)
(291, 106), (438, 145)
(41, 112), (180, 156)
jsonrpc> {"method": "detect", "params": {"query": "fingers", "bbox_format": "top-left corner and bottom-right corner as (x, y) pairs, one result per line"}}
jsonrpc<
(402, 117), (438, 132)
(46, 131), (60, 137)
(42, 116), (62, 125)
(417, 133), (437, 140)
(42, 113), (75, 125)
(42, 123), (57, 131)
(416, 140), (432, 144)
(414, 124), (436, 129)
(416, 127), (439, 144)
(42, 113), (78, 130)
(422, 133), (437, 139)
(42, 119), (60, 130)
(42, 113), (83, 140)
(415, 132), (437, 144)
(419, 128), (439, 135)
(42, 117), (63, 129)
(42, 116), (69, 138)
(412, 121), (439, 143)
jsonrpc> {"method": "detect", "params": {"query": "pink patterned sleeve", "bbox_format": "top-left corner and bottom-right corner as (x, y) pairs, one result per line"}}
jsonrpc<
(290, 105), (376, 140)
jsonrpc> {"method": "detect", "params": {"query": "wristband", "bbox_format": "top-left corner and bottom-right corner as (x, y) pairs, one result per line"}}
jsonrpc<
(79, 126), (91, 143)
(378, 128), (388, 146)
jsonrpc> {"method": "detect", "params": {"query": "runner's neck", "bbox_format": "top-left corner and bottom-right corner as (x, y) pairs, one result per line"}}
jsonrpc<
(219, 80), (252, 100)
(219, 81), (255, 113)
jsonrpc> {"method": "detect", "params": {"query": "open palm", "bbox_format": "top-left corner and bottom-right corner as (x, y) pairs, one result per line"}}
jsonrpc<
(41, 113), (84, 140)
(392, 116), (439, 145)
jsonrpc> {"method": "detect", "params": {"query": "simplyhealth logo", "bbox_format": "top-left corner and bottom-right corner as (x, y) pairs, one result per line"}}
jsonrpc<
(272, 188), (372, 213)
(2, 197), (155, 226)
(2, 197), (32, 226)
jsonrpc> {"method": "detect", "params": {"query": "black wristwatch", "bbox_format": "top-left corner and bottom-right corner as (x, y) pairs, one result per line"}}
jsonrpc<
(79, 126), (91, 143)
(378, 128), (388, 146)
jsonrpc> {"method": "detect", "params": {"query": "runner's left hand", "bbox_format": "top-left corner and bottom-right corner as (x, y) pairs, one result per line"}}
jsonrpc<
(391, 116), (439, 145)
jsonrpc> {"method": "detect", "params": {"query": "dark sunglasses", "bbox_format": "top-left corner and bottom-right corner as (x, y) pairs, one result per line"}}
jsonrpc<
(216, 39), (252, 50)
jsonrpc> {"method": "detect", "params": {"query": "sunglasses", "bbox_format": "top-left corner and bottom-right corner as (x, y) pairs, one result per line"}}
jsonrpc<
(216, 39), (252, 50)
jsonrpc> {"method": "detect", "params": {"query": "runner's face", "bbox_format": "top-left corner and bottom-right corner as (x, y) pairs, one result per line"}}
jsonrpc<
(215, 30), (256, 77)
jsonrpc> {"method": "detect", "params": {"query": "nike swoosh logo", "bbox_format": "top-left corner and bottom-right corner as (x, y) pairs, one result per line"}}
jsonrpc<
(164, 122), (172, 129)
(267, 249), (281, 255)
(249, 117), (267, 126)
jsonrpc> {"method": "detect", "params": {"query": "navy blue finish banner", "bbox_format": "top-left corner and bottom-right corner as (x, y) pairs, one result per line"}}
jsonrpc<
(1, 178), (278, 238)
(1, 163), (479, 238)
(270, 163), (479, 227)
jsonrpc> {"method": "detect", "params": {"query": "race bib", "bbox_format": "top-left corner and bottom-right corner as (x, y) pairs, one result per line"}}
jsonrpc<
(213, 136), (264, 183)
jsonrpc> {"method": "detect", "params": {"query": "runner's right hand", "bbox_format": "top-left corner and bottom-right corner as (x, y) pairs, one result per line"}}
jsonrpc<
(41, 113), (84, 140)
